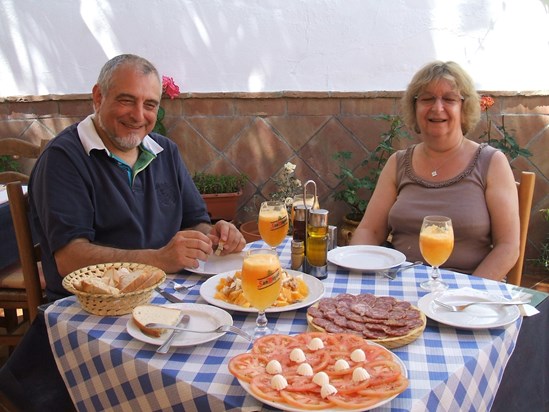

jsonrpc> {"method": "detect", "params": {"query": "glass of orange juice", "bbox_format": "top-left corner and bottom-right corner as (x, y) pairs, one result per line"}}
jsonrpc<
(240, 248), (282, 337)
(258, 201), (289, 251)
(419, 216), (454, 291)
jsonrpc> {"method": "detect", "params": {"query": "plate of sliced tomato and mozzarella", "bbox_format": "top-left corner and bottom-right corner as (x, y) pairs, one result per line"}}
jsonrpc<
(228, 332), (408, 411)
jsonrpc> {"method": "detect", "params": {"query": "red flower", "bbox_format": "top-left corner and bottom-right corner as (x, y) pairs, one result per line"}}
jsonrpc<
(162, 76), (180, 99)
(480, 95), (495, 111)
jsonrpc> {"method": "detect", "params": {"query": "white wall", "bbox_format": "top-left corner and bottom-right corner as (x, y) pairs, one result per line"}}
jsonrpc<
(1, 0), (549, 96)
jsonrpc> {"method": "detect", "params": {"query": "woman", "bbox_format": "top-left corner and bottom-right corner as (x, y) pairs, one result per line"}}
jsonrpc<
(350, 61), (519, 281)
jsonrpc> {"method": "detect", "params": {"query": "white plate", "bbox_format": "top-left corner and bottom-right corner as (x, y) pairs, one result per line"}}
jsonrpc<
(126, 303), (233, 347)
(185, 251), (245, 276)
(199, 270), (325, 313)
(237, 340), (407, 411)
(327, 245), (406, 271)
(417, 288), (521, 329)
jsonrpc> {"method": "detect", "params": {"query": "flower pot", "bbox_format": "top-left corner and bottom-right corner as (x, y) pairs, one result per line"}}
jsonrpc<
(338, 214), (362, 246)
(239, 220), (261, 244)
(201, 190), (242, 222)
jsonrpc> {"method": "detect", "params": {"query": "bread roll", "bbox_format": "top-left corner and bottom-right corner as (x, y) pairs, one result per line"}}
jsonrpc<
(132, 305), (183, 337)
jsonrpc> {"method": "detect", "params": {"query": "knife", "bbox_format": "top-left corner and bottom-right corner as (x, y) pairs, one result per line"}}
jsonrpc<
(155, 286), (183, 303)
(156, 313), (190, 354)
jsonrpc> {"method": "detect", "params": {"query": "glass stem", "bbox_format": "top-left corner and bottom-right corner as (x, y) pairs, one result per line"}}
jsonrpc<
(432, 266), (440, 281)
(256, 310), (268, 329)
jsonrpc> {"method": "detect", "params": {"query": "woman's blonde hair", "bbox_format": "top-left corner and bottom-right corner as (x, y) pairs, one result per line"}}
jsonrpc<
(401, 61), (480, 135)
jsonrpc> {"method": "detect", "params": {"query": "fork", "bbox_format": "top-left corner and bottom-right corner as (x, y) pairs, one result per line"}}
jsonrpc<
(433, 298), (530, 312)
(146, 322), (253, 342)
(171, 281), (199, 291)
(378, 261), (423, 280)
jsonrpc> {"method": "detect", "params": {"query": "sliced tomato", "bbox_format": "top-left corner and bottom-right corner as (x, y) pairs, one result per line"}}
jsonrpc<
(228, 353), (269, 383)
(324, 352), (365, 376)
(328, 333), (366, 352)
(252, 334), (296, 355)
(364, 359), (402, 385)
(328, 392), (384, 410)
(329, 372), (371, 395)
(283, 374), (319, 393)
(280, 390), (334, 410)
(249, 373), (284, 402)
(358, 343), (394, 362)
(292, 331), (331, 347)
(358, 375), (409, 398)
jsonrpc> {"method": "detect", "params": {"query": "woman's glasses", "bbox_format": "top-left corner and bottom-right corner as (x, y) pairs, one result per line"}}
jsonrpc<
(414, 93), (464, 107)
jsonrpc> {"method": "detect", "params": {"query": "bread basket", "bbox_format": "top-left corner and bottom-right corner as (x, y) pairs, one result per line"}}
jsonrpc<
(62, 262), (166, 316)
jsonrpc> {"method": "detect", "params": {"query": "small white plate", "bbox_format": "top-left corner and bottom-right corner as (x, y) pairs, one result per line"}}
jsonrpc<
(185, 251), (245, 276)
(417, 288), (521, 329)
(327, 245), (406, 271)
(237, 340), (407, 411)
(199, 270), (325, 313)
(126, 303), (233, 347)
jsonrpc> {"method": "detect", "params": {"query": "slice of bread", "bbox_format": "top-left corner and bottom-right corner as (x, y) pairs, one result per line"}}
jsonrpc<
(118, 269), (148, 292)
(132, 305), (183, 337)
(74, 277), (120, 295)
(138, 269), (165, 289)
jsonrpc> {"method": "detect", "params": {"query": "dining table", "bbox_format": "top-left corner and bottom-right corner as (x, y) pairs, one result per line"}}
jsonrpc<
(45, 237), (547, 412)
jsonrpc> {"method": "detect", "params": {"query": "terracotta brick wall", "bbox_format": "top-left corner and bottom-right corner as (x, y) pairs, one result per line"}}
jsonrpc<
(1, 92), (547, 272)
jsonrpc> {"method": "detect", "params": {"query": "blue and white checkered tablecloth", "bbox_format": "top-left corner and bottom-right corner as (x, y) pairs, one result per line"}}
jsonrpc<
(46, 238), (522, 412)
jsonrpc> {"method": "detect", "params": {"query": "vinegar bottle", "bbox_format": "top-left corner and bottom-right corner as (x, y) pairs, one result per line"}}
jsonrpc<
(306, 209), (329, 279)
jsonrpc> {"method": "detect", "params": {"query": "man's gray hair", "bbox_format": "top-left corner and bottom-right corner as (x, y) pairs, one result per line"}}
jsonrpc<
(96, 54), (161, 95)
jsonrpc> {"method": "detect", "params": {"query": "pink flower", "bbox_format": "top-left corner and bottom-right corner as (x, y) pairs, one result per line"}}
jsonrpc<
(162, 76), (180, 99)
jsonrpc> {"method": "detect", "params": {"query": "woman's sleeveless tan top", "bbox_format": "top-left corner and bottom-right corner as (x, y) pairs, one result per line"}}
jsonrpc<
(388, 143), (497, 274)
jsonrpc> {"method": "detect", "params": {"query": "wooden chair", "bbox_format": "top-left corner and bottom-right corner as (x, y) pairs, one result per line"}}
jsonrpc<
(0, 138), (48, 350)
(506, 171), (536, 286)
(0, 138), (44, 185)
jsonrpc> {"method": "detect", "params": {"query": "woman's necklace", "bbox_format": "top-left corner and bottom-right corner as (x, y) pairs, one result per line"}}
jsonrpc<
(423, 137), (465, 177)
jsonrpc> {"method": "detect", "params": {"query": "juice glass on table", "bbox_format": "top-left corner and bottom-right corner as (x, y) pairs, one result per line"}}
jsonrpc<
(419, 215), (454, 291)
(240, 248), (282, 337)
(258, 201), (289, 250)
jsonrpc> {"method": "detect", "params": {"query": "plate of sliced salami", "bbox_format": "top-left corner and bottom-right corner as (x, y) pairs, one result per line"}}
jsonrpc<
(306, 293), (426, 349)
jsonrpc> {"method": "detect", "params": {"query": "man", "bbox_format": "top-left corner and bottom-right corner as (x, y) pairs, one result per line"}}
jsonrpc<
(0, 54), (245, 410)
(30, 54), (245, 301)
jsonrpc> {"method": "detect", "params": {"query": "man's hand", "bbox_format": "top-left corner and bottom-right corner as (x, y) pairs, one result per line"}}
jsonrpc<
(159, 230), (214, 271)
(209, 220), (246, 255)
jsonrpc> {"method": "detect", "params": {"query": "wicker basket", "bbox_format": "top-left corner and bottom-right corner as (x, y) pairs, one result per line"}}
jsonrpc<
(62, 262), (166, 316)
(306, 303), (426, 349)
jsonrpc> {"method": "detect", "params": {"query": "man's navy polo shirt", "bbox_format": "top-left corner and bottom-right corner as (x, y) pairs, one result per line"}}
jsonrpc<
(29, 122), (210, 301)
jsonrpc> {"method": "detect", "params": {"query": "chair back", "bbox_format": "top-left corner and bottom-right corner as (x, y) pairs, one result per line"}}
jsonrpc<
(506, 171), (536, 286)
(0, 138), (43, 184)
(6, 181), (44, 322)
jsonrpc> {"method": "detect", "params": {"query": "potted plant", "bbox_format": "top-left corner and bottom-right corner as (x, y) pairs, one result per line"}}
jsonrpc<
(333, 115), (412, 245)
(193, 172), (247, 222)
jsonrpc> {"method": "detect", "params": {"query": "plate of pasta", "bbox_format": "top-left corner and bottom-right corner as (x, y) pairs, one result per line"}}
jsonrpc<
(199, 269), (325, 313)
